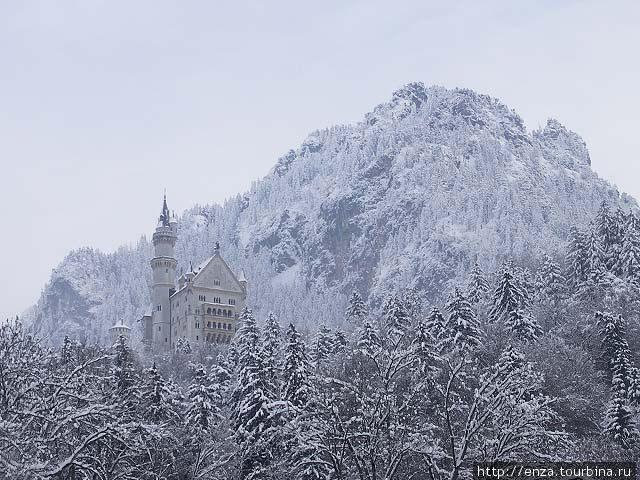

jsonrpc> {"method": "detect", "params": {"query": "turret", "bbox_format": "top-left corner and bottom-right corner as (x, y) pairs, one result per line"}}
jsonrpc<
(151, 194), (178, 352)
(238, 268), (248, 295)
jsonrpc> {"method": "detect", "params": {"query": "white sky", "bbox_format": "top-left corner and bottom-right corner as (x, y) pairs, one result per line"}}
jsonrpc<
(1, 0), (639, 320)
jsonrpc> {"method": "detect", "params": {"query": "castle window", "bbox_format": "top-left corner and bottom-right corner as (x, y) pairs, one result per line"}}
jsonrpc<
(196, 336), (199, 341)
(207, 307), (211, 314)
(207, 321), (211, 328)
(214, 279), (220, 286)
(218, 322), (222, 329)
(217, 309), (222, 316)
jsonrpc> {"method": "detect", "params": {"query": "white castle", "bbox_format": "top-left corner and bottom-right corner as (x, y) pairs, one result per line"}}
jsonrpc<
(140, 195), (248, 352)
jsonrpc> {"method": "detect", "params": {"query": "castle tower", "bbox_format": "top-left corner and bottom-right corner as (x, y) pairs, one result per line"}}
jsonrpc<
(109, 320), (131, 346)
(151, 194), (178, 352)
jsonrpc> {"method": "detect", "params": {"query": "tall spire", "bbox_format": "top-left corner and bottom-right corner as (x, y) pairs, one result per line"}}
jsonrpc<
(159, 192), (170, 226)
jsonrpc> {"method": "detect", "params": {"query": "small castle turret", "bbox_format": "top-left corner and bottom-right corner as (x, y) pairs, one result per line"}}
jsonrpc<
(109, 320), (131, 346)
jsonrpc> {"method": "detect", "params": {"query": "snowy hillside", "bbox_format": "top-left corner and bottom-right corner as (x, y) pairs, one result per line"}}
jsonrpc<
(25, 82), (635, 344)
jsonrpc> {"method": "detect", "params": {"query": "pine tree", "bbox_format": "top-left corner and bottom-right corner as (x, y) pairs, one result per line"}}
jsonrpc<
(186, 363), (220, 432)
(604, 352), (637, 448)
(283, 323), (312, 409)
(357, 320), (381, 356)
(262, 312), (282, 396)
(616, 226), (640, 281)
(176, 336), (192, 354)
(142, 362), (176, 422)
(331, 329), (348, 354)
(412, 319), (436, 368)
(425, 307), (447, 341)
(312, 324), (333, 368)
(402, 287), (423, 319)
(60, 335), (74, 365)
(113, 335), (138, 405)
(489, 269), (527, 321)
(566, 226), (588, 287)
(596, 201), (617, 250)
(444, 288), (480, 347)
(505, 309), (541, 342)
(467, 262), (490, 303)
(535, 253), (566, 300)
(345, 291), (368, 326)
(383, 294), (411, 338)
(585, 226), (605, 280)
(232, 308), (273, 452)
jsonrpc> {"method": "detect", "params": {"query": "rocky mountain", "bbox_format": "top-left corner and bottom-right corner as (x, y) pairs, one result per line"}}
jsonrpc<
(25, 82), (636, 345)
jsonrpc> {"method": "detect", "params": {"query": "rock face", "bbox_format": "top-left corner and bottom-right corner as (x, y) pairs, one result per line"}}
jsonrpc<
(25, 82), (635, 344)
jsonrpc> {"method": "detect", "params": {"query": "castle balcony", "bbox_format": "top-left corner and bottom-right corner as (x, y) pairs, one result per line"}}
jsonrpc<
(201, 303), (239, 319)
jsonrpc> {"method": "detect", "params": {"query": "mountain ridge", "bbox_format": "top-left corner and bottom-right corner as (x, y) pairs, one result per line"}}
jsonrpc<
(25, 82), (635, 345)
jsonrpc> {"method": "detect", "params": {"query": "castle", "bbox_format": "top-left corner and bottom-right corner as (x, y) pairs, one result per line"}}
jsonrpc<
(140, 195), (247, 352)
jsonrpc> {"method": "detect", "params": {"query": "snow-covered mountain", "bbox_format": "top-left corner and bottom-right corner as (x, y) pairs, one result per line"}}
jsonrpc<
(25, 82), (635, 345)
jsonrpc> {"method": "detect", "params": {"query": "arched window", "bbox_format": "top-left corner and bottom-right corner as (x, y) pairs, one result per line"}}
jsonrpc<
(217, 309), (222, 316)
(207, 307), (211, 314)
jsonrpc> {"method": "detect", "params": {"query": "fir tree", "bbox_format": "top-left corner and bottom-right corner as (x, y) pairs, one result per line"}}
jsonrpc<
(186, 363), (220, 432)
(505, 309), (541, 342)
(467, 262), (490, 303)
(283, 323), (312, 409)
(535, 253), (566, 300)
(60, 335), (74, 365)
(357, 320), (381, 356)
(176, 336), (192, 354)
(331, 329), (348, 354)
(345, 291), (368, 326)
(489, 269), (527, 321)
(444, 288), (480, 347)
(402, 286), (423, 319)
(425, 307), (447, 341)
(616, 226), (640, 281)
(604, 362), (637, 448)
(596, 201), (617, 251)
(262, 312), (282, 395)
(566, 226), (588, 287)
(383, 294), (411, 338)
(412, 319), (436, 368)
(142, 362), (175, 422)
(585, 226), (605, 280)
(112, 335), (138, 404)
(312, 324), (333, 368)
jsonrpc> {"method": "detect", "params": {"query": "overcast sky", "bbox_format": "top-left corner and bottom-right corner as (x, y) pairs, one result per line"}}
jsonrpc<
(1, 0), (639, 320)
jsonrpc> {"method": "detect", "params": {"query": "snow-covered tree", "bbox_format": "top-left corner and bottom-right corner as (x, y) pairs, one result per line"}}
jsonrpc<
(112, 335), (139, 407)
(262, 312), (282, 396)
(345, 291), (368, 326)
(566, 226), (588, 287)
(444, 287), (480, 347)
(383, 294), (411, 339)
(142, 362), (178, 423)
(357, 320), (381, 356)
(283, 323), (312, 409)
(425, 307), (447, 342)
(331, 329), (348, 354)
(505, 309), (541, 342)
(467, 262), (490, 303)
(176, 336), (192, 354)
(186, 363), (220, 432)
(489, 268), (528, 322)
(616, 226), (640, 281)
(312, 324), (333, 368)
